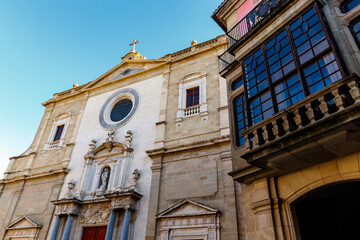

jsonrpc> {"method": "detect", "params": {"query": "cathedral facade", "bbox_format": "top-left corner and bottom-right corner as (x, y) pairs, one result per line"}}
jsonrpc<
(0, 35), (241, 240)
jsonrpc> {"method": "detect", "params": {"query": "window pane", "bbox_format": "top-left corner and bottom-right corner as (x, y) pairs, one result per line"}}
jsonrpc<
(341, 0), (360, 13)
(290, 7), (330, 65)
(233, 95), (248, 146)
(274, 74), (304, 111)
(111, 99), (133, 122)
(53, 125), (65, 141)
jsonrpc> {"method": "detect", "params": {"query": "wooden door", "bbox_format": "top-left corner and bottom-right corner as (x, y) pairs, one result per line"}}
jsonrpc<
(82, 226), (107, 240)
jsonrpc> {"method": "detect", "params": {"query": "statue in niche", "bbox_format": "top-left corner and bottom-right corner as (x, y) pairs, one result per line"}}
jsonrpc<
(98, 167), (110, 191)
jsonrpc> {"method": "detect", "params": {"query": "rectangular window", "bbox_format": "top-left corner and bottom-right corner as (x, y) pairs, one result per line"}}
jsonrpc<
(53, 125), (64, 142)
(186, 87), (200, 107)
(240, 4), (344, 129)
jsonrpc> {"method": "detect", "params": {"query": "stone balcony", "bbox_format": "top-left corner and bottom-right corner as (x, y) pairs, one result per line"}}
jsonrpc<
(236, 74), (360, 182)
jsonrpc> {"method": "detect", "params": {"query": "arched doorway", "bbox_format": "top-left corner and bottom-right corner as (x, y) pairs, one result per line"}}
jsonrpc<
(292, 181), (360, 240)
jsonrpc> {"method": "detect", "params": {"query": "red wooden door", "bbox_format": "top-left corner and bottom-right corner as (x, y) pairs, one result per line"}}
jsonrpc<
(82, 226), (107, 240)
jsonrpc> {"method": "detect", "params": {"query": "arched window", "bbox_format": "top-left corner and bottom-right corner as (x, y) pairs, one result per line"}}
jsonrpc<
(98, 167), (111, 190)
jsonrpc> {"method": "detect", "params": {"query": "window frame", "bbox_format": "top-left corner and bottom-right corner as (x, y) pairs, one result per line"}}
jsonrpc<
(186, 87), (200, 108)
(241, 3), (346, 128)
(176, 72), (208, 123)
(53, 124), (65, 142)
(45, 113), (71, 150)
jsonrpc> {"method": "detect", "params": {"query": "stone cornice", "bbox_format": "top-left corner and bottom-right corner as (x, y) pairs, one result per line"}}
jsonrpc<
(146, 135), (230, 156)
(0, 168), (68, 184)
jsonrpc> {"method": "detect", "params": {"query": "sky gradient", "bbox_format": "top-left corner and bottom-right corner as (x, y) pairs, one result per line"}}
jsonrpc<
(0, 1), (224, 177)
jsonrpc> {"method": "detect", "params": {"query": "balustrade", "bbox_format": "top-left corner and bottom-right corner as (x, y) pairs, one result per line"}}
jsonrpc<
(242, 75), (360, 152)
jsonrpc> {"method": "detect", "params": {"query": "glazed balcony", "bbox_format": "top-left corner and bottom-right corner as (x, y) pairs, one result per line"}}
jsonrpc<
(219, 0), (293, 74)
(239, 74), (360, 179)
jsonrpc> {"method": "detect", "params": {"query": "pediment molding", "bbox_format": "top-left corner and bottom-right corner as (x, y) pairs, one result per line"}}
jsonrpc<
(6, 216), (42, 230)
(157, 199), (219, 218)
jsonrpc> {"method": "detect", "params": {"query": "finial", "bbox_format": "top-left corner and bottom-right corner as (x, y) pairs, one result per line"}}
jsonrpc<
(191, 40), (197, 46)
(73, 83), (78, 88)
(129, 39), (140, 53)
(106, 129), (116, 142)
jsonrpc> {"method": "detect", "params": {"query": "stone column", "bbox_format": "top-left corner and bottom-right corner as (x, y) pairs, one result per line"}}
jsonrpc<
(50, 215), (62, 240)
(120, 209), (132, 240)
(105, 210), (116, 240)
(61, 214), (74, 240)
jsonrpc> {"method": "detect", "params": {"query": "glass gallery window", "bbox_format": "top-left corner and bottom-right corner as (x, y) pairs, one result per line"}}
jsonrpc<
(233, 4), (346, 146)
(340, 0), (360, 13)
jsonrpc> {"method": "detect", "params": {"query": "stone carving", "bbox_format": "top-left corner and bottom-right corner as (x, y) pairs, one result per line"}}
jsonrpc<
(89, 139), (97, 151)
(106, 129), (116, 142)
(80, 205), (110, 224)
(129, 39), (140, 53)
(100, 168), (110, 191)
(67, 180), (75, 198)
(125, 130), (133, 148)
(131, 169), (140, 189)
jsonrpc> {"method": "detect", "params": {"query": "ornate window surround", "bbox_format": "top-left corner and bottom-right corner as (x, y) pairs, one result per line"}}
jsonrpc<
(99, 88), (139, 130)
(176, 72), (208, 124)
(45, 112), (71, 150)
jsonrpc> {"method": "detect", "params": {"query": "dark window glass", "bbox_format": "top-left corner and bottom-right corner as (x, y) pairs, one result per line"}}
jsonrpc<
(234, 95), (248, 145)
(110, 99), (133, 122)
(350, 18), (360, 49)
(231, 77), (243, 90)
(290, 8), (329, 65)
(340, 0), (360, 13)
(304, 52), (342, 94)
(186, 87), (200, 107)
(238, 5), (343, 133)
(53, 125), (64, 141)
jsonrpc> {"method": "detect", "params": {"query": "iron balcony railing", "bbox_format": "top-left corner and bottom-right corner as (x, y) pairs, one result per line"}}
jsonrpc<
(219, 0), (291, 73)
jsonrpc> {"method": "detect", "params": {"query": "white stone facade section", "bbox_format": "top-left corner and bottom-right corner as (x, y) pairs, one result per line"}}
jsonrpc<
(58, 75), (163, 240)
(176, 72), (208, 123)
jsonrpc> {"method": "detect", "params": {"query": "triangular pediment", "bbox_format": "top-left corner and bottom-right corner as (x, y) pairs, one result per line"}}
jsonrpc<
(6, 216), (42, 230)
(157, 199), (219, 218)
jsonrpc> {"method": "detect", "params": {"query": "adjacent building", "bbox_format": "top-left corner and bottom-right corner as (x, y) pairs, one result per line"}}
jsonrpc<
(213, 0), (360, 239)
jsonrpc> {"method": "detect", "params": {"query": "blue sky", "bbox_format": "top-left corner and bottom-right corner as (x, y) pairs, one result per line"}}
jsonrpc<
(0, 1), (223, 176)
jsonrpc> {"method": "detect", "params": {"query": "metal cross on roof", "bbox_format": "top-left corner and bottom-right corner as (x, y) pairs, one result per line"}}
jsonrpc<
(129, 39), (140, 52)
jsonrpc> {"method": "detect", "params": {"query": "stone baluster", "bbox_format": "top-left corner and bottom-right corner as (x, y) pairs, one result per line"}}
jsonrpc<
(120, 209), (132, 240)
(332, 89), (345, 110)
(50, 215), (62, 240)
(261, 126), (269, 143)
(105, 210), (116, 240)
(252, 130), (259, 148)
(272, 121), (279, 139)
(319, 96), (329, 116)
(61, 214), (74, 240)
(348, 80), (360, 102)
(305, 103), (315, 123)
(294, 109), (302, 126)
(281, 116), (290, 134)
(244, 135), (251, 151)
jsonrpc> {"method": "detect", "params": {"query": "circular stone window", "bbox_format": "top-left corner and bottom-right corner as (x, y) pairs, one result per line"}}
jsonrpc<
(99, 88), (139, 129)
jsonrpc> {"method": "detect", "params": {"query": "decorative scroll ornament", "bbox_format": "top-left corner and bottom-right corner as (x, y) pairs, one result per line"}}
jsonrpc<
(125, 130), (133, 148)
